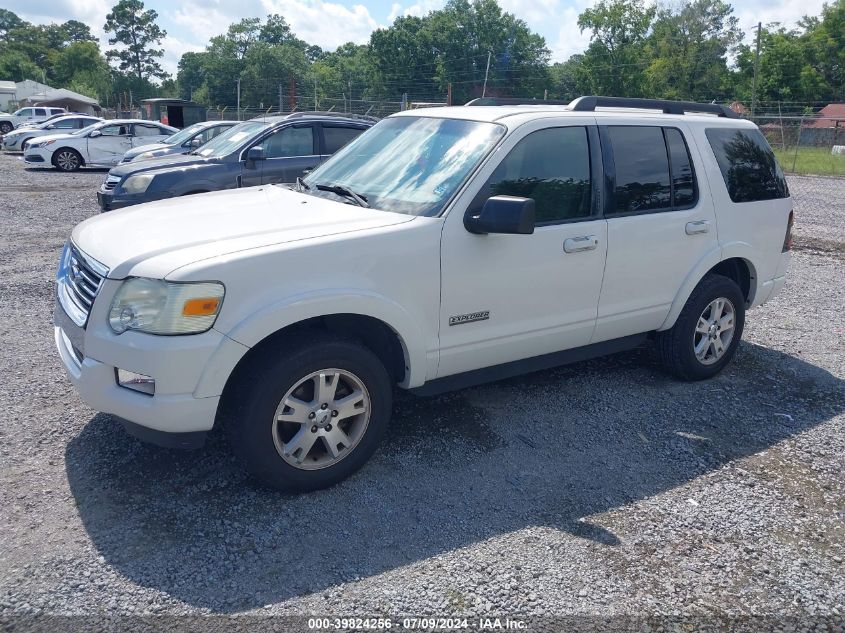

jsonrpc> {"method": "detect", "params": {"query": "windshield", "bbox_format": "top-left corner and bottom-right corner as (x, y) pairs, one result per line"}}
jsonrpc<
(195, 121), (267, 157)
(303, 116), (505, 216)
(162, 122), (207, 146)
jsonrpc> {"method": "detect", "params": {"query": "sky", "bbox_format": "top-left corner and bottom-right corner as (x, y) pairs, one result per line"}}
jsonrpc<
(4, 0), (831, 76)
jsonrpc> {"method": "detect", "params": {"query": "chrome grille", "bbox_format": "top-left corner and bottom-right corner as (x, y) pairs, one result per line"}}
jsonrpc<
(57, 244), (108, 327)
(103, 175), (121, 190)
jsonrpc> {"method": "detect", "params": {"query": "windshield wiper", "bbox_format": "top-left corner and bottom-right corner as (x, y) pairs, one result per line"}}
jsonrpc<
(314, 183), (369, 208)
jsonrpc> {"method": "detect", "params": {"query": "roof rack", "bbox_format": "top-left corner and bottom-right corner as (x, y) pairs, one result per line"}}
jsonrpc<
(284, 111), (380, 122)
(465, 97), (572, 106)
(569, 96), (739, 118)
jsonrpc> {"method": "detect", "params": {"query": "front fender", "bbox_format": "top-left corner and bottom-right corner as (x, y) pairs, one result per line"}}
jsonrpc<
(217, 289), (428, 389)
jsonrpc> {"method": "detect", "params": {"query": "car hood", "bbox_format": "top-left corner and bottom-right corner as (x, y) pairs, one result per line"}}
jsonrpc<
(123, 142), (173, 158)
(110, 153), (213, 176)
(72, 185), (416, 279)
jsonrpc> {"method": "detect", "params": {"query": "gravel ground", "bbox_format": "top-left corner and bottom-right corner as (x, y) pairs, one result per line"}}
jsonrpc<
(0, 153), (843, 627)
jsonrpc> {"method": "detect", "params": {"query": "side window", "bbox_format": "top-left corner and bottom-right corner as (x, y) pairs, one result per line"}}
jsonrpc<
(323, 126), (364, 154)
(665, 128), (697, 207)
(705, 127), (788, 203)
(34, 108), (47, 116)
(50, 108), (64, 116)
(607, 126), (671, 214)
(133, 124), (163, 137)
(17, 108), (33, 117)
(484, 126), (592, 223)
(262, 126), (315, 158)
(99, 125), (127, 136)
(53, 119), (78, 129)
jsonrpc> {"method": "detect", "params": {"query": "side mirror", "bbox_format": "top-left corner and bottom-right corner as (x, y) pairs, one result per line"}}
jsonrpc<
(465, 196), (535, 235)
(245, 146), (265, 167)
(189, 137), (203, 149)
(89, 129), (102, 138)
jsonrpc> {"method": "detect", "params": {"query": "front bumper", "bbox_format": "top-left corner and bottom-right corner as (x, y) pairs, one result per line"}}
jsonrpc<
(97, 187), (169, 212)
(54, 298), (224, 437)
(23, 149), (50, 165)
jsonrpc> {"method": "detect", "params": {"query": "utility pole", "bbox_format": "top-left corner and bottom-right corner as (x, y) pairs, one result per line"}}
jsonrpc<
(447, 82), (452, 106)
(236, 77), (241, 120)
(314, 76), (318, 110)
(751, 22), (762, 118)
(278, 83), (283, 113)
(482, 51), (492, 98)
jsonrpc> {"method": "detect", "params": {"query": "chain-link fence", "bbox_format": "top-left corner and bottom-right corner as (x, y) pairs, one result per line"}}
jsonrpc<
(751, 115), (845, 178)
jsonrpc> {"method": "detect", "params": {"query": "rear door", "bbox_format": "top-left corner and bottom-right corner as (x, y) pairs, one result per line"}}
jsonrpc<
(592, 123), (718, 342)
(87, 123), (132, 165)
(257, 123), (318, 185)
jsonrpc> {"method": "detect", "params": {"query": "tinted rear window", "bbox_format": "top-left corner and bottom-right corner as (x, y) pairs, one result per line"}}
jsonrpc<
(705, 128), (788, 203)
(323, 126), (365, 154)
(607, 126), (672, 213)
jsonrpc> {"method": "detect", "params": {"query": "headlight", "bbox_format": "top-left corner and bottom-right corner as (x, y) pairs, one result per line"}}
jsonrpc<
(108, 278), (224, 335)
(122, 174), (154, 194)
(39, 139), (56, 147)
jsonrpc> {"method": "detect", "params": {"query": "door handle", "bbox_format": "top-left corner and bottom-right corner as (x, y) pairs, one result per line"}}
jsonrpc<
(685, 220), (710, 235)
(563, 235), (598, 253)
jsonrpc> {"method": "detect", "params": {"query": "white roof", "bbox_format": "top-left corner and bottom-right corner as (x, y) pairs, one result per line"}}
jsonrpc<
(0, 81), (16, 92)
(393, 105), (757, 129)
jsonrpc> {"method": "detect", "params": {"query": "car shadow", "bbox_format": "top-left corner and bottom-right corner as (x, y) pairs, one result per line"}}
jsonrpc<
(65, 341), (844, 611)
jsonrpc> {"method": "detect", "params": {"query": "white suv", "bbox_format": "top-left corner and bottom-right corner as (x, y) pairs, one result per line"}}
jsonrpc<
(0, 107), (66, 134)
(54, 97), (793, 491)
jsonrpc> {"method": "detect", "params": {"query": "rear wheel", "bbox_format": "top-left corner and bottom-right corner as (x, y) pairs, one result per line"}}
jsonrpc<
(224, 333), (393, 492)
(656, 274), (745, 381)
(53, 148), (82, 172)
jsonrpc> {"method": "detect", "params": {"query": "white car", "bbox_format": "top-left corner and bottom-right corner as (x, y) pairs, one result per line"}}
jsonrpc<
(54, 97), (793, 492)
(2, 114), (102, 152)
(24, 119), (177, 171)
(0, 106), (67, 134)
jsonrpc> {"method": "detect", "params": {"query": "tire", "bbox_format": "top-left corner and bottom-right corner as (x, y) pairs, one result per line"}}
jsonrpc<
(656, 273), (745, 381)
(53, 148), (83, 172)
(20, 138), (33, 152)
(223, 332), (393, 492)
(0, 122), (12, 134)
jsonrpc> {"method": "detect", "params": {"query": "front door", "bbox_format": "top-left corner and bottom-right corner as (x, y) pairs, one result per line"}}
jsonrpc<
(438, 121), (609, 378)
(87, 123), (132, 165)
(592, 123), (719, 342)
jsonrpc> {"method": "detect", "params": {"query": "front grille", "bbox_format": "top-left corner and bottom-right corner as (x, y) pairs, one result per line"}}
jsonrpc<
(103, 175), (121, 190)
(58, 244), (108, 327)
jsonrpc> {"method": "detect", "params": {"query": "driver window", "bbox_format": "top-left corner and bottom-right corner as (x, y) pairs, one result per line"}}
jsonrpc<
(261, 126), (314, 158)
(483, 127), (592, 223)
(100, 125), (128, 136)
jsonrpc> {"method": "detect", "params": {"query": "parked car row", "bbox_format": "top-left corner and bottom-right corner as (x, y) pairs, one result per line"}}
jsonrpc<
(4, 111), (376, 213)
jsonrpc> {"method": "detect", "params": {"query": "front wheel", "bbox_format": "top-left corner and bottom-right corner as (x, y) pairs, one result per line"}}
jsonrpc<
(656, 274), (746, 381)
(53, 148), (83, 172)
(0, 122), (12, 134)
(224, 333), (393, 492)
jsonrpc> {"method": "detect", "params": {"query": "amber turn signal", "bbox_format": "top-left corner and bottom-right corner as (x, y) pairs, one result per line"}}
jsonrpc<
(182, 297), (221, 316)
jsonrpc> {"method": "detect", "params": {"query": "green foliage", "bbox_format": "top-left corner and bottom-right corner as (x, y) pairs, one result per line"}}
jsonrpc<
(103, 0), (167, 82)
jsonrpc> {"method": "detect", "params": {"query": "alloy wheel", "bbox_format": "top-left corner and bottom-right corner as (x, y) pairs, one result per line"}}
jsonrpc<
(693, 297), (736, 365)
(272, 368), (371, 470)
(56, 151), (79, 171)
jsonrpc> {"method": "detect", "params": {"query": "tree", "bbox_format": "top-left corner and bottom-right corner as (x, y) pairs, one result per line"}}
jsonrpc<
(645, 0), (741, 101)
(0, 49), (40, 82)
(0, 8), (25, 39)
(61, 20), (98, 44)
(577, 0), (655, 96)
(103, 0), (168, 82)
(549, 55), (584, 100)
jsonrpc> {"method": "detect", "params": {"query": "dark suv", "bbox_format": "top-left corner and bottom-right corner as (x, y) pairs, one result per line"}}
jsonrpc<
(97, 112), (376, 211)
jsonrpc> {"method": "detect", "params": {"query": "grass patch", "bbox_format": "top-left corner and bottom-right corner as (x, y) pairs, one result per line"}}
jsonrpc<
(774, 147), (845, 177)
